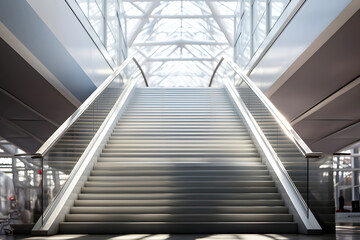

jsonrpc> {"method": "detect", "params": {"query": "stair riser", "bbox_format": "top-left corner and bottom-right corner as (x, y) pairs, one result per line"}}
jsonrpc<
(90, 170), (270, 176)
(65, 214), (293, 222)
(59, 222), (298, 234)
(77, 193), (281, 200)
(70, 206), (289, 214)
(86, 176), (272, 181)
(73, 200), (285, 207)
(81, 187), (279, 194)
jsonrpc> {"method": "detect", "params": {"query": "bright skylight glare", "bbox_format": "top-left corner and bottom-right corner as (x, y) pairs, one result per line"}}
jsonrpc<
(123, 0), (237, 87)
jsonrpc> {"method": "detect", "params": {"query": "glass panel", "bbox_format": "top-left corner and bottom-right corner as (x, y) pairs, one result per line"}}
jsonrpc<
(253, 0), (266, 30)
(106, 25), (117, 63)
(235, 75), (308, 202)
(211, 60), (308, 207)
(339, 171), (352, 186)
(77, 0), (105, 43)
(76, 0), (126, 65)
(211, 59), (335, 231)
(234, 0), (251, 68)
(107, 0), (118, 34)
(239, 43), (251, 67)
(235, 0), (291, 68)
(41, 59), (143, 217)
(309, 155), (334, 232)
(342, 188), (353, 206)
(270, 0), (290, 29)
(253, 13), (267, 52)
(119, 1), (127, 39)
(0, 156), (42, 226)
(95, 0), (104, 11)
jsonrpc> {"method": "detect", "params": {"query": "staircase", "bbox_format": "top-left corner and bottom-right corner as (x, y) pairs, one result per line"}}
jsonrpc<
(59, 88), (298, 234)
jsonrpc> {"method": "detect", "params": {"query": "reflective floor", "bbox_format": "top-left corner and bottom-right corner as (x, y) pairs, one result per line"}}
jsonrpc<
(1, 224), (360, 240)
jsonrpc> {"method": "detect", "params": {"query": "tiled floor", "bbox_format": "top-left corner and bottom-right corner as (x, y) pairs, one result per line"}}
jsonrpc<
(1, 224), (359, 240)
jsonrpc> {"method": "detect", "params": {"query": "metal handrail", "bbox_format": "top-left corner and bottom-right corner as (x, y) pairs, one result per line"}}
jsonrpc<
(35, 56), (147, 157)
(133, 58), (149, 87)
(208, 57), (224, 87)
(210, 57), (321, 159)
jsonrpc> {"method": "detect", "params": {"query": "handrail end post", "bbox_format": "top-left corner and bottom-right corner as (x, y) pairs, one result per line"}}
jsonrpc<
(209, 57), (225, 87)
(132, 58), (149, 87)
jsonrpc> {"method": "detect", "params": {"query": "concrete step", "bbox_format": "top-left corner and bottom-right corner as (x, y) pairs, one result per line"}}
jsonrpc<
(83, 180), (275, 188)
(70, 206), (288, 214)
(90, 169), (270, 176)
(65, 213), (293, 222)
(73, 199), (284, 207)
(77, 192), (280, 200)
(81, 187), (279, 194)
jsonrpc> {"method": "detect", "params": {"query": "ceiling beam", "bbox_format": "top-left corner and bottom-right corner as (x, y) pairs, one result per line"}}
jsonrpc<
(291, 76), (360, 125)
(128, 0), (161, 47)
(123, 0), (237, 2)
(0, 115), (44, 145)
(205, 0), (234, 46)
(126, 14), (234, 19)
(133, 40), (228, 46)
(312, 121), (360, 146)
(129, 2), (145, 14)
(0, 87), (60, 127)
(148, 57), (213, 62)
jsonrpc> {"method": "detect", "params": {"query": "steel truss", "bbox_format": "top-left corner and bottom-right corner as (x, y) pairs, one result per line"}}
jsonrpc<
(122, 0), (237, 86)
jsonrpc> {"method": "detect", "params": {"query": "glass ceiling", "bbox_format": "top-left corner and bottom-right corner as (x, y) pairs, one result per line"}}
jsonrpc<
(122, 0), (237, 87)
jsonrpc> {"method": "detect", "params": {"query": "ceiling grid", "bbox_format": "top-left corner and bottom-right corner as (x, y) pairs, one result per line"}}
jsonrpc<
(122, 0), (237, 87)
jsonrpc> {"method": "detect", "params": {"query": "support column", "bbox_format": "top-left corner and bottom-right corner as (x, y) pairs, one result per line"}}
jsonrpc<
(352, 147), (359, 201)
(335, 156), (340, 209)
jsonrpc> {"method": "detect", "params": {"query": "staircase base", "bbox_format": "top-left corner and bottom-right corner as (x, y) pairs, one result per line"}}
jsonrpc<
(59, 222), (298, 234)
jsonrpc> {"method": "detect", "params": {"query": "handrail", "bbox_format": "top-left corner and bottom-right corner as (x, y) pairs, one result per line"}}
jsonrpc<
(36, 57), (147, 157)
(133, 58), (149, 87)
(208, 57), (224, 87)
(210, 57), (321, 159)
(223, 77), (322, 232)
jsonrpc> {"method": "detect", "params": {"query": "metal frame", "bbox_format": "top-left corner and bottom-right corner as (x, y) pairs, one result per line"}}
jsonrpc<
(65, 0), (116, 69)
(234, 0), (306, 75)
(69, 0), (128, 66)
(123, 0), (237, 86)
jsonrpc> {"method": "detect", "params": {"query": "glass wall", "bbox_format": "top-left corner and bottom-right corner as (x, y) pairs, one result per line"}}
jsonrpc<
(123, 0), (236, 87)
(0, 139), (42, 229)
(234, 0), (291, 68)
(75, 0), (127, 65)
(334, 146), (360, 211)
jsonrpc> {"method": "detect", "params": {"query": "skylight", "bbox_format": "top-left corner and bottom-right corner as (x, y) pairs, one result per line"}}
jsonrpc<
(123, 0), (237, 87)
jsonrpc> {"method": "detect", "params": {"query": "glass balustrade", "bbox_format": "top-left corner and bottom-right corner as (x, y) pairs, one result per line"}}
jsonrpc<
(31, 58), (145, 225)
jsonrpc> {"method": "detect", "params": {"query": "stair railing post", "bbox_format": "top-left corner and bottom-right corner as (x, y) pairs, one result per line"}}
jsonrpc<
(307, 157), (309, 218)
